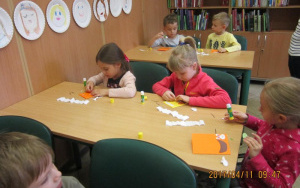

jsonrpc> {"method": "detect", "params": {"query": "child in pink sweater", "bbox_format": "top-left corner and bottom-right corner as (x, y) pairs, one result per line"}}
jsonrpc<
(86, 43), (136, 98)
(152, 37), (231, 108)
(225, 77), (300, 187)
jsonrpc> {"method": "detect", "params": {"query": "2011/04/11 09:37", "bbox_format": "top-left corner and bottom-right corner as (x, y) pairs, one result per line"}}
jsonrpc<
(208, 170), (280, 179)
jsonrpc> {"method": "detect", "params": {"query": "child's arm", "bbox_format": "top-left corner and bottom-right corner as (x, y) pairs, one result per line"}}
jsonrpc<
(108, 72), (136, 98)
(245, 138), (300, 187)
(86, 73), (105, 92)
(224, 34), (241, 52)
(224, 111), (248, 124)
(148, 31), (164, 47)
(152, 75), (174, 98)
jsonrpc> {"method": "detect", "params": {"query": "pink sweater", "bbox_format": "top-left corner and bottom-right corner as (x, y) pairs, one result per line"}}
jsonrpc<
(152, 67), (231, 108)
(240, 115), (300, 188)
(87, 71), (136, 98)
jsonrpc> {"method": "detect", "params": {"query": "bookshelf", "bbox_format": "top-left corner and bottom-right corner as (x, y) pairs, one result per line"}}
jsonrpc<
(167, 0), (300, 79)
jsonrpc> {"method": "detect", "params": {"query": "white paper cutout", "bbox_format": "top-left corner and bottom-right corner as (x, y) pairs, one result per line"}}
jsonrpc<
(93, 0), (109, 22)
(46, 0), (71, 33)
(221, 156), (228, 166)
(110, 0), (122, 17)
(14, 1), (45, 40)
(72, 0), (92, 28)
(57, 97), (89, 104)
(156, 106), (189, 121)
(0, 7), (13, 48)
(166, 120), (205, 127)
(123, 0), (132, 14)
(191, 108), (197, 111)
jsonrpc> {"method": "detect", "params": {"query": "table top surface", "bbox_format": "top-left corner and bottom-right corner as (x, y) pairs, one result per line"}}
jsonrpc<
(0, 82), (247, 172)
(126, 45), (254, 70)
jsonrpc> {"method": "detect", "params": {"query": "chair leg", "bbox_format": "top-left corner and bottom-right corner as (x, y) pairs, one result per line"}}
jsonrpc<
(72, 142), (82, 169)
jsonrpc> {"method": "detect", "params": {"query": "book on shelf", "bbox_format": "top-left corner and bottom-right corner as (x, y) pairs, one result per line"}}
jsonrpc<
(168, 0), (204, 8)
(176, 9), (209, 30)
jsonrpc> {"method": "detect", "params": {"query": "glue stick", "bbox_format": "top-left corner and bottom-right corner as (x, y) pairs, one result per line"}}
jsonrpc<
(83, 78), (87, 87)
(197, 41), (201, 49)
(226, 104), (234, 120)
(141, 91), (145, 104)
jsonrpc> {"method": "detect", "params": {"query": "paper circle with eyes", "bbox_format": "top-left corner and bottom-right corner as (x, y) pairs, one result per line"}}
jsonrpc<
(93, 0), (109, 22)
(46, 0), (71, 33)
(72, 0), (91, 28)
(0, 7), (14, 48)
(123, 0), (132, 14)
(110, 0), (123, 17)
(14, 1), (45, 40)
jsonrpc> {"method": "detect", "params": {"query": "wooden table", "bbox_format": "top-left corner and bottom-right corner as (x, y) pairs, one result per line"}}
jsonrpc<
(126, 45), (254, 105)
(0, 82), (247, 187)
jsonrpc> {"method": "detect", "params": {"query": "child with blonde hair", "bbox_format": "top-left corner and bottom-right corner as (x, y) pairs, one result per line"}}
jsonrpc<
(0, 132), (84, 188)
(86, 43), (136, 98)
(225, 77), (300, 187)
(148, 13), (184, 47)
(152, 36), (231, 108)
(206, 12), (241, 53)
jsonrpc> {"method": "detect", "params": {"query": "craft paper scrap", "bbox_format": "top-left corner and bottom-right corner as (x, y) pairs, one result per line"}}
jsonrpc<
(57, 97), (89, 105)
(221, 156), (228, 166)
(80, 92), (93, 99)
(191, 108), (197, 111)
(211, 49), (219, 53)
(192, 133), (231, 155)
(164, 101), (185, 108)
(166, 120), (204, 127)
(157, 106), (189, 121)
(157, 47), (171, 51)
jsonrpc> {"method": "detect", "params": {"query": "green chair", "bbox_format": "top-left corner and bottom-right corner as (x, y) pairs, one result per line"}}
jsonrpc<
(234, 34), (247, 51)
(130, 61), (170, 93)
(90, 138), (198, 188)
(202, 68), (239, 104)
(0, 115), (52, 146)
(228, 35), (248, 79)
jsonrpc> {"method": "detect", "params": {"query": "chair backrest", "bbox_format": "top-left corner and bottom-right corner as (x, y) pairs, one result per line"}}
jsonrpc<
(90, 138), (198, 188)
(202, 68), (239, 104)
(0, 115), (53, 146)
(130, 61), (169, 93)
(234, 35), (247, 51)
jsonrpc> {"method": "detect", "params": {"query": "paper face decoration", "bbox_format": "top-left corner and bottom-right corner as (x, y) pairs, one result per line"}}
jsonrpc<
(72, 0), (91, 28)
(0, 7), (14, 48)
(192, 133), (231, 155)
(123, 0), (132, 14)
(93, 0), (109, 22)
(14, 1), (45, 40)
(110, 0), (122, 17)
(46, 0), (71, 33)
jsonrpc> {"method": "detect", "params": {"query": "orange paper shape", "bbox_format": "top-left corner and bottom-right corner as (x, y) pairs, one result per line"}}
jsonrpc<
(211, 49), (219, 53)
(79, 92), (93, 99)
(157, 47), (171, 51)
(192, 133), (231, 155)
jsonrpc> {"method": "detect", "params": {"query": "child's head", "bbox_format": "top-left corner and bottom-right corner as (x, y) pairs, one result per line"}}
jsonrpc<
(260, 77), (300, 127)
(96, 42), (130, 79)
(167, 36), (200, 82)
(0, 132), (62, 188)
(163, 13), (178, 39)
(212, 12), (230, 35)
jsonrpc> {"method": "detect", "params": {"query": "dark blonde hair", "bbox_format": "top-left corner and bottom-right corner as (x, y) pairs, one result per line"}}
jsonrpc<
(0, 132), (54, 188)
(96, 42), (130, 74)
(163, 13), (178, 26)
(263, 77), (300, 124)
(213, 12), (230, 27)
(167, 36), (199, 72)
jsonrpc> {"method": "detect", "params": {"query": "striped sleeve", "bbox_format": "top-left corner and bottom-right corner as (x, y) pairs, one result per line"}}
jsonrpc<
(288, 19), (300, 56)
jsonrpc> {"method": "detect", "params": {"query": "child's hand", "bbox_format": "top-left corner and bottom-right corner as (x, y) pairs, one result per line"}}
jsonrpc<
(162, 91), (175, 101)
(155, 31), (164, 39)
(175, 95), (189, 104)
(243, 133), (263, 159)
(91, 88), (109, 97)
(218, 47), (227, 53)
(86, 81), (94, 93)
(224, 111), (248, 124)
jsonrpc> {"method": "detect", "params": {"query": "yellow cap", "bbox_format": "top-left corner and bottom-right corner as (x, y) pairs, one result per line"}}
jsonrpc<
(144, 96), (148, 100)
(200, 49), (203, 52)
(138, 132), (143, 139)
(110, 98), (114, 103)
